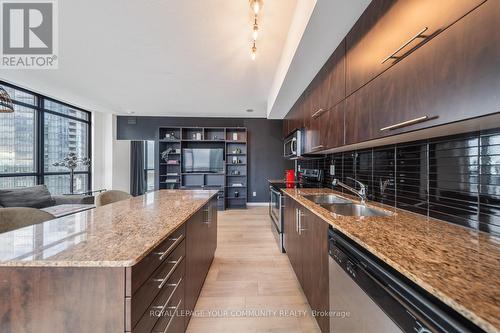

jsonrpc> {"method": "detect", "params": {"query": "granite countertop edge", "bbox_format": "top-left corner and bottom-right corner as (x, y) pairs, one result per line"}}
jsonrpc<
(0, 190), (219, 268)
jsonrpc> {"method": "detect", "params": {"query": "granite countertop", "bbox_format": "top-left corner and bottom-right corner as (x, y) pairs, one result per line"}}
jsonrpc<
(282, 188), (500, 333)
(0, 190), (218, 268)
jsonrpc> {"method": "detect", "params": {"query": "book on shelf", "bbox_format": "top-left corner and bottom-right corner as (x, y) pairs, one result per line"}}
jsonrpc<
(166, 160), (179, 165)
(166, 173), (179, 176)
(165, 179), (179, 183)
(231, 183), (244, 187)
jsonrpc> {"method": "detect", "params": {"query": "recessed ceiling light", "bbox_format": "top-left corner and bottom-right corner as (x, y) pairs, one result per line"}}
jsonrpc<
(246, 109), (254, 113)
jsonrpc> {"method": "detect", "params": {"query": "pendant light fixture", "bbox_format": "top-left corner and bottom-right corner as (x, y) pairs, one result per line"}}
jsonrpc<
(249, 0), (263, 60)
(0, 87), (14, 113)
(250, 0), (262, 15)
(252, 16), (259, 40)
(251, 41), (257, 61)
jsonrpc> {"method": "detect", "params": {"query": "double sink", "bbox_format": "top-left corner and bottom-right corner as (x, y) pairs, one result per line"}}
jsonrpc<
(302, 194), (392, 217)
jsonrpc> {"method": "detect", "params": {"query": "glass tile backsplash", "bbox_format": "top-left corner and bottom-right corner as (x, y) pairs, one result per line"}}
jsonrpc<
(298, 129), (500, 235)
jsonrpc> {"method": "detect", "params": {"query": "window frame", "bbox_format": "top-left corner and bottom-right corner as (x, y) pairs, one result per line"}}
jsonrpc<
(0, 80), (92, 193)
(144, 141), (155, 192)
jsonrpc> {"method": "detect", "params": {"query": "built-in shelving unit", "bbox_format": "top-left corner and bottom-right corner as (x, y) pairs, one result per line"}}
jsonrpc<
(158, 127), (247, 210)
(225, 128), (247, 209)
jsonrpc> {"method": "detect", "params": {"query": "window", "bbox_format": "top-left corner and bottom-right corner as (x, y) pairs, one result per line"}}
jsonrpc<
(0, 81), (91, 194)
(144, 141), (155, 192)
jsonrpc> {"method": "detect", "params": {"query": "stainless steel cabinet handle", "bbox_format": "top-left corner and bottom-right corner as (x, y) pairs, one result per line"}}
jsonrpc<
(380, 115), (431, 131)
(311, 108), (325, 119)
(311, 145), (324, 151)
(295, 208), (298, 233)
(153, 256), (184, 289)
(154, 234), (184, 261)
(151, 276), (183, 313)
(160, 298), (182, 333)
(381, 27), (428, 64)
(297, 210), (306, 235)
(203, 207), (211, 225)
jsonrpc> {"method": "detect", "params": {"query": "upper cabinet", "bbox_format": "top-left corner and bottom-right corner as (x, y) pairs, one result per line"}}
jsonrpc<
(283, 0), (497, 150)
(345, 0), (485, 96)
(303, 41), (346, 153)
(345, 0), (500, 144)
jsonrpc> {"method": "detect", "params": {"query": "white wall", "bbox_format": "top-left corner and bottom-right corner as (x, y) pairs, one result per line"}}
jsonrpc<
(92, 112), (130, 193)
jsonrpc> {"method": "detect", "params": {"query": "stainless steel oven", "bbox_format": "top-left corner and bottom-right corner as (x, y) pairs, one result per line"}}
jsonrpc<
(269, 186), (285, 252)
(283, 130), (303, 159)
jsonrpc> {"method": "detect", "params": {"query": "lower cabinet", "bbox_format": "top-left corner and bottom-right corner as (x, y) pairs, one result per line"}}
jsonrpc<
(127, 197), (218, 333)
(185, 197), (218, 328)
(284, 197), (329, 333)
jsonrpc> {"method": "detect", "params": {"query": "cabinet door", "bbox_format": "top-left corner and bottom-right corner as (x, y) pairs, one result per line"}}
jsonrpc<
(300, 210), (330, 333)
(346, 0), (485, 96)
(282, 117), (289, 138)
(319, 101), (345, 150)
(207, 198), (218, 262)
(284, 197), (302, 284)
(324, 39), (346, 108)
(346, 0), (500, 144)
(185, 209), (206, 324)
(302, 89), (315, 154)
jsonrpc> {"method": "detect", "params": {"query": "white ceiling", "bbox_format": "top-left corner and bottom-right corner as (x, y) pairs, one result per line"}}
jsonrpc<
(1, 0), (371, 119)
(2, 0), (297, 118)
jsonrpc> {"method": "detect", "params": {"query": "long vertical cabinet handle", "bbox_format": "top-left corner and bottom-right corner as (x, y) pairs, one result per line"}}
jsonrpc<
(295, 208), (299, 233)
(298, 210), (306, 235)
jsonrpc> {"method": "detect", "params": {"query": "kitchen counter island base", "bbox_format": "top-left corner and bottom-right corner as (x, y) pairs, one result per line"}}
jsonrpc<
(0, 193), (218, 333)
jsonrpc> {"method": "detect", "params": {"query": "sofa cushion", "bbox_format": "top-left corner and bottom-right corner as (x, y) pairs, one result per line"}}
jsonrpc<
(0, 185), (55, 209)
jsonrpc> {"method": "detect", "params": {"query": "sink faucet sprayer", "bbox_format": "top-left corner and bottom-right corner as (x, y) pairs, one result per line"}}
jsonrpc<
(332, 177), (367, 205)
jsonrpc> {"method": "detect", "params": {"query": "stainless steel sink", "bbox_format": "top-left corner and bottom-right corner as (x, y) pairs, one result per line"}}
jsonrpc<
(302, 194), (352, 205)
(321, 203), (392, 217)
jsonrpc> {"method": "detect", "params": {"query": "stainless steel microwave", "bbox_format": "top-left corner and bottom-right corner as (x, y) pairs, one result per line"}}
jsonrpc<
(283, 129), (303, 159)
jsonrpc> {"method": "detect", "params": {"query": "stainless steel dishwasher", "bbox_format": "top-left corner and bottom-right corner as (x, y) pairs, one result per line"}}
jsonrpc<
(328, 228), (481, 333)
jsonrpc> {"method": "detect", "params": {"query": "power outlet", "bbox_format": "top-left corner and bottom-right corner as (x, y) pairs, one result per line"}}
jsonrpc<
(330, 165), (335, 176)
(252, 192), (257, 197)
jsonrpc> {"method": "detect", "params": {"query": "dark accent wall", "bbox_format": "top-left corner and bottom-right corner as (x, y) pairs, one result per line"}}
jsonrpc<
(299, 128), (500, 235)
(117, 116), (292, 202)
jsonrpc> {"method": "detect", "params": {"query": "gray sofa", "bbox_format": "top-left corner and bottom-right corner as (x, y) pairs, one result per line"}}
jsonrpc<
(0, 185), (94, 209)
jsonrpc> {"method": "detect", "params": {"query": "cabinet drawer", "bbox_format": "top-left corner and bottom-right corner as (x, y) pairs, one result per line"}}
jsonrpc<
(345, 0), (500, 144)
(128, 225), (185, 295)
(346, 0), (485, 95)
(151, 280), (185, 333)
(131, 259), (185, 333)
(129, 240), (185, 330)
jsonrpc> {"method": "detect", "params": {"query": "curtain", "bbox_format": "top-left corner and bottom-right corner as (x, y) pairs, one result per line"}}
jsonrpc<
(130, 141), (145, 196)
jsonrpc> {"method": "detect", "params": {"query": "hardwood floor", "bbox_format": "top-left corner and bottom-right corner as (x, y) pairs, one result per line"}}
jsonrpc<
(186, 207), (321, 333)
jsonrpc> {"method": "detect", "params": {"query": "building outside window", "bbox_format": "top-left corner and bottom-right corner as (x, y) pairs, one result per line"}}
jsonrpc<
(0, 82), (91, 194)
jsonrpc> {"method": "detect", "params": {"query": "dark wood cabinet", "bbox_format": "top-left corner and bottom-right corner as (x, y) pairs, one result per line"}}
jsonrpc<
(284, 197), (329, 333)
(283, 197), (302, 284)
(345, 0), (485, 96)
(345, 0), (500, 144)
(300, 209), (329, 333)
(303, 40), (346, 154)
(185, 198), (218, 328)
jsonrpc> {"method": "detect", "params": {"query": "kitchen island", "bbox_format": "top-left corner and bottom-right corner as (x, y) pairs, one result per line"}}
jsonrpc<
(0, 189), (219, 333)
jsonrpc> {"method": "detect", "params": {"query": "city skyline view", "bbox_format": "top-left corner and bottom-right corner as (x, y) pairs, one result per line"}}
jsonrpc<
(0, 84), (90, 195)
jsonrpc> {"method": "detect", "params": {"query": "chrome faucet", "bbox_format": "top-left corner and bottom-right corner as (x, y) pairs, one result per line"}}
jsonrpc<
(332, 177), (367, 205)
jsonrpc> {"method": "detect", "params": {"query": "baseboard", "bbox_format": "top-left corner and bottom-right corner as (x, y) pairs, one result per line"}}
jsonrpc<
(246, 202), (269, 207)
